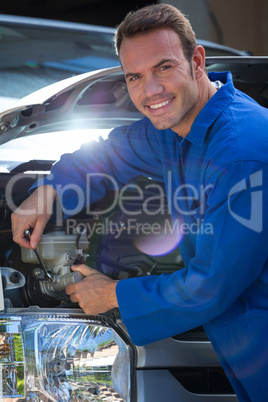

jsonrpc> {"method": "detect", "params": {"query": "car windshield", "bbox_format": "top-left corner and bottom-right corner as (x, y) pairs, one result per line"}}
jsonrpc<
(0, 17), (119, 109)
(0, 129), (111, 172)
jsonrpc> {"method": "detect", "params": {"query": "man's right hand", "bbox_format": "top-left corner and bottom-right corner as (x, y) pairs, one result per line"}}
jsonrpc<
(11, 185), (57, 249)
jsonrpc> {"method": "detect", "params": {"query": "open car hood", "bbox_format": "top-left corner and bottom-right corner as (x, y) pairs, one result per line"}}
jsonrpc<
(0, 66), (141, 145)
(0, 56), (268, 146)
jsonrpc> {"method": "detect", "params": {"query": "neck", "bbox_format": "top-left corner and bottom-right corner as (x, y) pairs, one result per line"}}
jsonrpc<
(173, 76), (217, 138)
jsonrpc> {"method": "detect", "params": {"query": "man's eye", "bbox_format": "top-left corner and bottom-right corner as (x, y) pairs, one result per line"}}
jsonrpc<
(129, 75), (140, 82)
(160, 65), (171, 71)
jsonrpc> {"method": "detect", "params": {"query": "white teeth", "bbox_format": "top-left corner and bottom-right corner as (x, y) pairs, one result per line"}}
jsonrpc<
(149, 98), (172, 109)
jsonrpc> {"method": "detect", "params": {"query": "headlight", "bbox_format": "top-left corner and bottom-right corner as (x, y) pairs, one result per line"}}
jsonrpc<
(0, 312), (133, 401)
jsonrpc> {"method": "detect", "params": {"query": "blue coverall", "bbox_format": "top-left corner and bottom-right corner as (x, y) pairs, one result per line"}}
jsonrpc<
(33, 72), (268, 401)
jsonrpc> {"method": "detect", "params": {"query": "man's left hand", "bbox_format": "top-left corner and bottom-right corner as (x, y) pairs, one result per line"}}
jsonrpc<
(66, 264), (119, 315)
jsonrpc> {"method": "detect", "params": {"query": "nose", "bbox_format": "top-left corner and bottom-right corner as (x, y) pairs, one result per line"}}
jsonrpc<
(143, 75), (164, 98)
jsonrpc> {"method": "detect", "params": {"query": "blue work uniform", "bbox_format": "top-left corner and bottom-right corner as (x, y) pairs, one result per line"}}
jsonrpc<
(34, 72), (268, 401)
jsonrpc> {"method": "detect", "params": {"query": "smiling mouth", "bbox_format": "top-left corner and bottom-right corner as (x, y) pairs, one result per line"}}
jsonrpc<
(149, 97), (174, 110)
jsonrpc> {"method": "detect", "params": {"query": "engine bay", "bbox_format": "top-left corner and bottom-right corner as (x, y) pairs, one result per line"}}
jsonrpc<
(0, 172), (184, 310)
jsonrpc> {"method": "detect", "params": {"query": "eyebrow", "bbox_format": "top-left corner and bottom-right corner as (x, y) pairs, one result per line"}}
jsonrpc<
(125, 58), (175, 80)
(153, 58), (174, 69)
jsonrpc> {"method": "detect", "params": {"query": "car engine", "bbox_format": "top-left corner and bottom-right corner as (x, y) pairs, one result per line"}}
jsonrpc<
(0, 172), (184, 310)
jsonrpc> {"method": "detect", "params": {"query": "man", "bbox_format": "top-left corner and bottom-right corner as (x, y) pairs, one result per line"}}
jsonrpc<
(11, 4), (268, 401)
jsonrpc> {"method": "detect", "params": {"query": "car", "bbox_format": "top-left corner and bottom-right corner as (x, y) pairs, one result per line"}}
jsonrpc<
(0, 54), (267, 401)
(0, 14), (119, 112)
(0, 13), (251, 112)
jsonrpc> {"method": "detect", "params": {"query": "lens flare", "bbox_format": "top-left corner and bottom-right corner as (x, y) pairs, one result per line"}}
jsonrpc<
(133, 215), (183, 256)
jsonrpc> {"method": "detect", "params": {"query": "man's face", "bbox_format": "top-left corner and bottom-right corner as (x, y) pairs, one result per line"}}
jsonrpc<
(119, 28), (202, 135)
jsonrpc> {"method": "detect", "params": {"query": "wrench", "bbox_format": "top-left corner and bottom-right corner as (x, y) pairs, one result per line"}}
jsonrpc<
(24, 230), (53, 282)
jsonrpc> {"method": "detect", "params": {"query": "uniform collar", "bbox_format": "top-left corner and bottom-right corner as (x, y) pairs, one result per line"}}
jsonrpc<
(181, 71), (235, 146)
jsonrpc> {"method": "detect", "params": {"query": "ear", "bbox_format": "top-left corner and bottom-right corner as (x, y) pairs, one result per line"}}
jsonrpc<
(192, 45), (206, 79)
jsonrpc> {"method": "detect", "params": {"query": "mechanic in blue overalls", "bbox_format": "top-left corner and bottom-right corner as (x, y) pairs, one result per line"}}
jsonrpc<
(12, 4), (268, 401)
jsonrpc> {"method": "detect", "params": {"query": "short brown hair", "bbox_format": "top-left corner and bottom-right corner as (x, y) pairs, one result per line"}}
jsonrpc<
(114, 3), (197, 63)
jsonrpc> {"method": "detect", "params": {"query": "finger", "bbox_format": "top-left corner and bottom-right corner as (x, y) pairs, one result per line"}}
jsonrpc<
(71, 264), (95, 277)
(69, 293), (78, 304)
(11, 221), (32, 249)
(30, 218), (48, 249)
(65, 283), (75, 295)
(16, 235), (32, 249)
